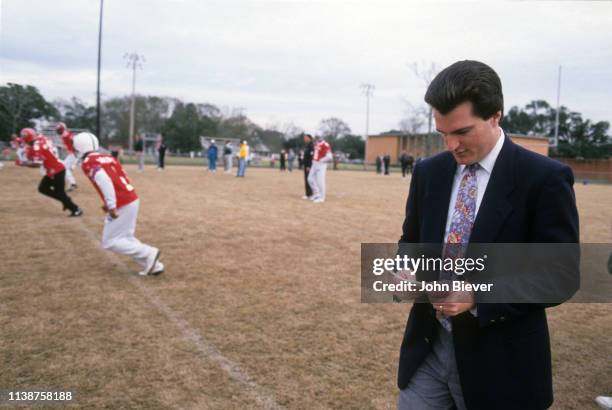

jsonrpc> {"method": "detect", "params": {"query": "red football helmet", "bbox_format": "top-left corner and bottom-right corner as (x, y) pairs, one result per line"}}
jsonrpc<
(56, 122), (66, 135)
(20, 128), (38, 143)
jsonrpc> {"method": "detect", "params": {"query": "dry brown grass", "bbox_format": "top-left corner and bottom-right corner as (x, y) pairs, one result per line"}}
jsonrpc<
(0, 163), (610, 409)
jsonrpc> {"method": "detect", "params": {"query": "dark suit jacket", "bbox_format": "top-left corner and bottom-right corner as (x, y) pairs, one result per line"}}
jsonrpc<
(397, 136), (579, 409)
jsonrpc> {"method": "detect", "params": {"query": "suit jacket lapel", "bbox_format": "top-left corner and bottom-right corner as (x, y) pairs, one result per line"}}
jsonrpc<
(423, 154), (456, 243)
(469, 137), (516, 243)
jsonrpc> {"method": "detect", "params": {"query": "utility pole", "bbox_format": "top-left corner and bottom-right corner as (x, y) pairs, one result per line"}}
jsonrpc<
(124, 53), (145, 153)
(95, 0), (104, 139)
(553, 65), (562, 149)
(360, 83), (374, 170)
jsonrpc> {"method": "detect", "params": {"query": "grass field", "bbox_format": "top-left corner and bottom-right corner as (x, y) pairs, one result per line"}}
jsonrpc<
(1, 162), (610, 409)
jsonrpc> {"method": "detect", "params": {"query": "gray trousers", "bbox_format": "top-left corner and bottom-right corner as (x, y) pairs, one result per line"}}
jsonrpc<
(398, 323), (467, 410)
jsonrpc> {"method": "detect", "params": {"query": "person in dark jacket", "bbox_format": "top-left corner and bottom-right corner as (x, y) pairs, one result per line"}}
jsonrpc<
(375, 155), (382, 174)
(157, 136), (167, 170)
(397, 60), (579, 410)
(400, 150), (414, 178)
(302, 134), (314, 199)
(383, 153), (391, 175)
(280, 149), (287, 171)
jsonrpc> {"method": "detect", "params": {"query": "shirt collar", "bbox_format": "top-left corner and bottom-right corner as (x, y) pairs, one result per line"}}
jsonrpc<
(457, 128), (504, 175)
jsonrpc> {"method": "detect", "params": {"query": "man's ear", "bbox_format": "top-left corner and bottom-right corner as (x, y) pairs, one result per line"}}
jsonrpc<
(490, 110), (502, 127)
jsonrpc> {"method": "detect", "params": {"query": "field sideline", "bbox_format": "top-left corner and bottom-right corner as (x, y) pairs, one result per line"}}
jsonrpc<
(1, 163), (610, 409)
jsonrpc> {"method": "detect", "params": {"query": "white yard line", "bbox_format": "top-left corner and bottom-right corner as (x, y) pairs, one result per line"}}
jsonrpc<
(76, 221), (285, 410)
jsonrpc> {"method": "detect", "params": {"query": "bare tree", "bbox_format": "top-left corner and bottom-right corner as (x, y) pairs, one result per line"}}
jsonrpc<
(409, 61), (439, 156)
(281, 121), (304, 140)
(399, 102), (428, 135)
(317, 117), (351, 142)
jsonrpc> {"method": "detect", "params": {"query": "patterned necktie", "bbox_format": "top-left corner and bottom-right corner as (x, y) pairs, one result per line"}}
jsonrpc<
(437, 163), (479, 331)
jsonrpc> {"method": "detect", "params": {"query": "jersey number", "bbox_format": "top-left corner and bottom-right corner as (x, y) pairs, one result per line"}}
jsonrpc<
(119, 176), (135, 191)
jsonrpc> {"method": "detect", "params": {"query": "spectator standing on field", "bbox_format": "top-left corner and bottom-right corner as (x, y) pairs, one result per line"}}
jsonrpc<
(298, 149), (304, 169)
(111, 145), (120, 161)
(302, 134), (314, 199)
(223, 140), (233, 173)
(207, 140), (218, 172)
(157, 137), (167, 170)
(134, 134), (145, 172)
(383, 153), (391, 175)
(376, 155), (382, 174)
(237, 140), (249, 177)
(287, 149), (295, 172)
(280, 149), (287, 171)
(399, 150), (410, 178)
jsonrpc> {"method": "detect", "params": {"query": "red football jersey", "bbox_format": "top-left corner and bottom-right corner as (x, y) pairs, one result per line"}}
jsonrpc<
(11, 136), (23, 149)
(61, 131), (75, 154)
(26, 136), (65, 177)
(313, 140), (331, 161)
(81, 153), (138, 209)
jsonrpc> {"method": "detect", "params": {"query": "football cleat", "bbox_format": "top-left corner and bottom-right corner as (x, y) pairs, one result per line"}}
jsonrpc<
(144, 248), (160, 275)
(139, 261), (164, 276)
(69, 208), (83, 217)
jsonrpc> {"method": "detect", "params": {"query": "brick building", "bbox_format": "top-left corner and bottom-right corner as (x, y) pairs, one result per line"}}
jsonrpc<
(366, 131), (549, 164)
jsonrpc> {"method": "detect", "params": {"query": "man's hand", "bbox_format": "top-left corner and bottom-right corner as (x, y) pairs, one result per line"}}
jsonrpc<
(430, 286), (475, 316)
(388, 269), (421, 302)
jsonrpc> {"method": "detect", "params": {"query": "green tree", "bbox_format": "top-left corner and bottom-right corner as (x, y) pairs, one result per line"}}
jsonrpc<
(0, 83), (58, 140)
(502, 100), (611, 158)
(161, 102), (218, 152)
(54, 97), (97, 131)
(332, 134), (365, 159)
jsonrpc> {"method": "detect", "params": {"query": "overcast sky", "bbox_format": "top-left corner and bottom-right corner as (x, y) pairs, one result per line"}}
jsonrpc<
(1, 0), (611, 135)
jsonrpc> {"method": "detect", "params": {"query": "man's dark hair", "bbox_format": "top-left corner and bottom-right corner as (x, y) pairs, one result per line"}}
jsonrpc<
(424, 60), (503, 120)
(304, 133), (313, 140)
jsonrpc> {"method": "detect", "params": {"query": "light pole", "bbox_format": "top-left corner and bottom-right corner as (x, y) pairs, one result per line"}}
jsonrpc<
(360, 83), (374, 170)
(552, 65), (562, 149)
(124, 53), (145, 153)
(96, 0), (104, 139)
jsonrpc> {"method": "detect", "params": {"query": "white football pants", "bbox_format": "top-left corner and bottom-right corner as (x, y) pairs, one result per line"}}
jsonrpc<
(17, 147), (27, 163)
(63, 152), (77, 186)
(101, 199), (156, 268)
(307, 161), (327, 200)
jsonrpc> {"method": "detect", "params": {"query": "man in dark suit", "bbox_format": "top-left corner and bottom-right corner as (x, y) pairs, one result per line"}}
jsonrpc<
(397, 60), (579, 409)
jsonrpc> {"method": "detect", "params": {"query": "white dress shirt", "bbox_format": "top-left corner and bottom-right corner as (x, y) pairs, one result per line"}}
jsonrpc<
(443, 128), (505, 243)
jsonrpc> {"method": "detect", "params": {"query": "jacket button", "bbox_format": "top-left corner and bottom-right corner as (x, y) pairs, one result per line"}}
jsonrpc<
(424, 337), (430, 343)
(500, 316), (506, 321)
(490, 319), (496, 323)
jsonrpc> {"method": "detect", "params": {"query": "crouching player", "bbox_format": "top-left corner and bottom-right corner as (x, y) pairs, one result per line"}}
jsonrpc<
(21, 128), (82, 216)
(73, 132), (164, 276)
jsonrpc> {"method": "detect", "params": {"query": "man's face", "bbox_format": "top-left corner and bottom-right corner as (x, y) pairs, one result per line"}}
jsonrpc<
(303, 136), (311, 144)
(434, 101), (501, 165)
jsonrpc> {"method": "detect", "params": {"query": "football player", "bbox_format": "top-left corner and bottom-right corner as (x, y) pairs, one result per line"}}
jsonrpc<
(56, 122), (78, 191)
(11, 133), (27, 165)
(307, 135), (332, 203)
(21, 128), (82, 216)
(73, 132), (164, 276)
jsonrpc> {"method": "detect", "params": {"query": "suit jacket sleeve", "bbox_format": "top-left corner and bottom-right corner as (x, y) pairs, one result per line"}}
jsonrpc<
(399, 163), (420, 244)
(476, 164), (580, 326)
